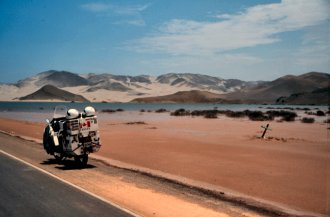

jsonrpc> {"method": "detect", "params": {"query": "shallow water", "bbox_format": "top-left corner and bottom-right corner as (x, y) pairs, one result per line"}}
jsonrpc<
(0, 101), (327, 122)
(0, 101), (326, 112)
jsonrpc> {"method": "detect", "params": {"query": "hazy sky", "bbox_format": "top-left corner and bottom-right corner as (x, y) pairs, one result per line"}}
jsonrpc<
(0, 0), (329, 83)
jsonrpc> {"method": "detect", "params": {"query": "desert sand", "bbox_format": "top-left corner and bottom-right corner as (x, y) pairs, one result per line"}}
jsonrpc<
(0, 112), (328, 215)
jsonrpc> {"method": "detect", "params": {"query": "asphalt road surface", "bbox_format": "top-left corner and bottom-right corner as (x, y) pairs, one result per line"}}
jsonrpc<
(0, 152), (135, 217)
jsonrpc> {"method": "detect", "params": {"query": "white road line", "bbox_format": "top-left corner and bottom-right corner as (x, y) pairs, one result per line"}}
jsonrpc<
(0, 150), (142, 217)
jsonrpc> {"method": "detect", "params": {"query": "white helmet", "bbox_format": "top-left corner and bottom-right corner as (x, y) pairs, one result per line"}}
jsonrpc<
(66, 109), (79, 119)
(84, 106), (95, 117)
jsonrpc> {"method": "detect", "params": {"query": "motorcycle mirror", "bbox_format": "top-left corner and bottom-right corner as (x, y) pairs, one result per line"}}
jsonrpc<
(46, 119), (50, 124)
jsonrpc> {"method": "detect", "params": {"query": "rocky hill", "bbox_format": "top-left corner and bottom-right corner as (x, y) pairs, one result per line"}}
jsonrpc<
(19, 85), (89, 102)
(16, 70), (89, 88)
(276, 87), (330, 105)
(131, 90), (235, 103)
(222, 72), (330, 104)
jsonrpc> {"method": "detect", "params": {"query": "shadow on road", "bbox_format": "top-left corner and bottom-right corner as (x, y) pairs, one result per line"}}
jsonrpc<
(41, 158), (97, 170)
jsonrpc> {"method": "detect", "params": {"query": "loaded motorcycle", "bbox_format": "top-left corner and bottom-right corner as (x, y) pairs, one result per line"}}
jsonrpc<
(43, 105), (101, 166)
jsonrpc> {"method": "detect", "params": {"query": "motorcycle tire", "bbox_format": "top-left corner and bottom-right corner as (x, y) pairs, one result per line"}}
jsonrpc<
(54, 152), (64, 162)
(74, 154), (88, 167)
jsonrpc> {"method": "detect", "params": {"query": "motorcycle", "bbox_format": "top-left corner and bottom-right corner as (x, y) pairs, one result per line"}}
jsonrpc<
(43, 105), (101, 167)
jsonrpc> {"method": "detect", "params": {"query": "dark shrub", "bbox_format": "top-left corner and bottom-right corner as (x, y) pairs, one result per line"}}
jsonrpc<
(204, 111), (218, 119)
(225, 111), (246, 118)
(140, 109), (145, 112)
(116, 108), (124, 112)
(125, 121), (146, 125)
(266, 110), (297, 122)
(246, 110), (261, 121)
(102, 109), (116, 113)
(295, 107), (310, 111)
(246, 110), (273, 121)
(281, 112), (297, 122)
(155, 108), (167, 113)
(191, 110), (205, 116)
(189, 110), (218, 118)
(171, 108), (191, 116)
(316, 110), (325, 116)
(324, 118), (330, 123)
(301, 117), (315, 123)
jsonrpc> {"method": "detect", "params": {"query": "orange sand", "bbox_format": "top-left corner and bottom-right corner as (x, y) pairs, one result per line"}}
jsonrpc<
(0, 114), (329, 215)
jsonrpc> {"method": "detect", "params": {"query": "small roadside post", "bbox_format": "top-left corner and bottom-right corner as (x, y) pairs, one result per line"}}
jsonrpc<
(261, 123), (271, 139)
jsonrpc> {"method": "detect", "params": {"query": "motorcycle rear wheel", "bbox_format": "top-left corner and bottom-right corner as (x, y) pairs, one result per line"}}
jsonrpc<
(54, 152), (64, 162)
(74, 154), (88, 167)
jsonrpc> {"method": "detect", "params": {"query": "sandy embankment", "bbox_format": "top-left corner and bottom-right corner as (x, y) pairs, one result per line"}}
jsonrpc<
(0, 113), (329, 215)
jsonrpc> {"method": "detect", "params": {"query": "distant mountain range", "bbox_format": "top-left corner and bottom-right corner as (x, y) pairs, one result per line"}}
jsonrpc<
(0, 70), (329, 104)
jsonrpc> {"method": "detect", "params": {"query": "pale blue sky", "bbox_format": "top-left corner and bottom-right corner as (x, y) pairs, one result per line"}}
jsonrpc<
(0, 0), (329, 83)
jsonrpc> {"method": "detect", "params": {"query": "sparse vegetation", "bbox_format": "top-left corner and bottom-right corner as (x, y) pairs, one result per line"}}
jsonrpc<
(190, 110), (206, 116)
(316, 110), (325, 116)
(155, 108), (167, 113)
(102, 108), (124, 113)
(266, 110), (297, 121)
(266, 107), (295, 110)
(224, 110), (246, 118)
(246, 110), (274, 121)
(168, 109), (298, 122)
(204, 111), (218, 119)
(102, 109), (116, 113)
(191, 110), (218, 118)
(281, 113), (296, 122)
(305, 110), (326, 116)
(171, 108), (191, 116)
(301, 117), (315, 123)
(125, 121), (146, 125)
(298, 107), (311, 111)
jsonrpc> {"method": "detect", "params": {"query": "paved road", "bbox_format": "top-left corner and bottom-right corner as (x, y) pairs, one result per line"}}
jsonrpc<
(0, 152), (135, 217)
